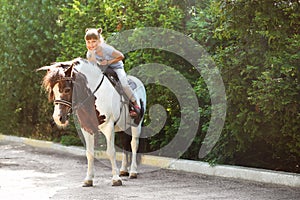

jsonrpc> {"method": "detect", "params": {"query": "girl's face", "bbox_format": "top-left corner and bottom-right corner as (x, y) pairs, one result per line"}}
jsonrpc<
(85, 38), (100, 51)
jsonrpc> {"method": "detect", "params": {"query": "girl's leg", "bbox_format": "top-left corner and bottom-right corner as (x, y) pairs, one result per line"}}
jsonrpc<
(114, 69), (136, 101)
(114, 68), (140, 116)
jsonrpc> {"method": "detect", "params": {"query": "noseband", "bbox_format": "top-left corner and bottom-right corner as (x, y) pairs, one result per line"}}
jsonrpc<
(54, 99), (72, 108)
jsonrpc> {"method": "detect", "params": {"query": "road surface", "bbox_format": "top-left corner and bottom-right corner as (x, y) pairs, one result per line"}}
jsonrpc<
(0, 140), (299, 200)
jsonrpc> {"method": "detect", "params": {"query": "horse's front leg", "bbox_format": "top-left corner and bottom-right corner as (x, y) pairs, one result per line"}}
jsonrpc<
(129, 126), (141, 179)
(82, 129), (95, 187)
(102, 123), (122, 186)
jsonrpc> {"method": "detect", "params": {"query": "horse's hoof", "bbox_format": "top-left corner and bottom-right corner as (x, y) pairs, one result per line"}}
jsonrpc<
(82, 180), (93, 187)
(129, 173), (137, 179)
(112, 179), (122, 186)
(120, 171), (129, 176)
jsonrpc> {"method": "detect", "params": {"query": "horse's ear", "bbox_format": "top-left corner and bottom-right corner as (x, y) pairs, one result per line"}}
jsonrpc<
(65, 66), (73, 77)
(85, 28), (90, 33)
(36, 65), (52, 72)
(97, 28), (102, 34)
(37, 62), (67, 72)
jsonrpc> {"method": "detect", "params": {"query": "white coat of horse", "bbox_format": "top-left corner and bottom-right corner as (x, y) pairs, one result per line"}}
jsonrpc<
(38, 58), (146, 186)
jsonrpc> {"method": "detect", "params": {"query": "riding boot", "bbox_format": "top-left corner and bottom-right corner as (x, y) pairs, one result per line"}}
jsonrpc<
(129, 102), (141, 118)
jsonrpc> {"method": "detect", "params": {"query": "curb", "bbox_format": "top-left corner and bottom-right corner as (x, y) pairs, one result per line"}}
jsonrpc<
(1, 134), (299, 187)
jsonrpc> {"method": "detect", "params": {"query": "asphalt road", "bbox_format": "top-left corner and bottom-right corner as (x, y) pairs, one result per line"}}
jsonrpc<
(0, 140), (299, 200)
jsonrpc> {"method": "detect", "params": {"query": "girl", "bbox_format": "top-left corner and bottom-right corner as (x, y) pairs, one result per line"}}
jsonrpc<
(84, 28), (140, 117)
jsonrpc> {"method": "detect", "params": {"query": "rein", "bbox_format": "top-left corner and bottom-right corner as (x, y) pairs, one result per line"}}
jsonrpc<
(92, 74), (105, 96)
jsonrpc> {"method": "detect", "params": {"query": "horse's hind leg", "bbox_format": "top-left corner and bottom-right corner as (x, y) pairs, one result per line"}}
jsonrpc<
(129, 125), (141, 179)
(119, 131), (131, 176)
(82, 129), (95, 187)
(120, 151), (130, 176)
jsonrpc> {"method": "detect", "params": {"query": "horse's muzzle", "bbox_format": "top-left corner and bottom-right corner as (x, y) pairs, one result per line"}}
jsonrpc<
(59, 115), (68, 124)
(53, 112), (69, 128)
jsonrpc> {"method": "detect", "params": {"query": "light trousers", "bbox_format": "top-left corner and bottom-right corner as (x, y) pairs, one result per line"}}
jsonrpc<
(113, 68), (136, 102)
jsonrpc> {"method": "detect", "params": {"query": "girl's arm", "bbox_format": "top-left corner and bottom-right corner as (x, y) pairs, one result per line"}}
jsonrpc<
(100, 49), (124, 65)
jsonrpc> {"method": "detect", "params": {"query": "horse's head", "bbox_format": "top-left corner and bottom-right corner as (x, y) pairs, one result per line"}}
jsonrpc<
(37, 60), (78, 128)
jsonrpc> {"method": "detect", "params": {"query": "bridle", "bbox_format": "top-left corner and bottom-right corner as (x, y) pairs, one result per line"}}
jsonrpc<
(53, 72), (105, 116)
(53, 76), (73, 116)
(53, 77), (73, 107)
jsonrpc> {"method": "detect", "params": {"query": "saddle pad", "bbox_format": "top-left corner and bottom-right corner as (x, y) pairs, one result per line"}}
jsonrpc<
(128, 78), (137, 90)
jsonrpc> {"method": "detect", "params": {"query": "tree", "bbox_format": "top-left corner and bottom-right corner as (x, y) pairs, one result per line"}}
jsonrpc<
(0, 0), (70, 139)
(207, 0), (300, 172)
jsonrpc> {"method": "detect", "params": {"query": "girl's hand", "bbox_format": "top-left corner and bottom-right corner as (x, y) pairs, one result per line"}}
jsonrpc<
(100, 60), (110, 66)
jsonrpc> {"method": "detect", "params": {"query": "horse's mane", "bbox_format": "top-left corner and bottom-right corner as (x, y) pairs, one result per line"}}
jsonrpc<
(42, 67), (65, 101)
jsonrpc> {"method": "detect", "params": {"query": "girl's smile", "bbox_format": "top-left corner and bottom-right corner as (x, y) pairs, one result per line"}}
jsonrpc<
(86, 39), (100, 51)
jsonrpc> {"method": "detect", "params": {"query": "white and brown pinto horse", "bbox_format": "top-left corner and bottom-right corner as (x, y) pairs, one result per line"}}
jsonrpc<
(38, 58), (146, 186)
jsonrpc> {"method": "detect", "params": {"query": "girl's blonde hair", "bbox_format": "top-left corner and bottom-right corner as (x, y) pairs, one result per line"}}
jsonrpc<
(85, 28), (104, 42)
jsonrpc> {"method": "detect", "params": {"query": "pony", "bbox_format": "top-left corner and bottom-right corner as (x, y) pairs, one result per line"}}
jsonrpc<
(37, 58), (146, 186)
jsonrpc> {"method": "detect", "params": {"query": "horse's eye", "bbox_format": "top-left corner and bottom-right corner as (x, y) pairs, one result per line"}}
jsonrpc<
(64, 87), (71, 94)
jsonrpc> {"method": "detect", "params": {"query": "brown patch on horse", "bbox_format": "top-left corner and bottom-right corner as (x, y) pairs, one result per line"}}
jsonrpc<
(75, 98), (106, 134)
(73, 72), (105, 134)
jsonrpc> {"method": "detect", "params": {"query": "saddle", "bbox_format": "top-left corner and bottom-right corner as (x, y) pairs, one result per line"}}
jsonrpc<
(103, 67), (144, 125)
(103, 67), (137, 90)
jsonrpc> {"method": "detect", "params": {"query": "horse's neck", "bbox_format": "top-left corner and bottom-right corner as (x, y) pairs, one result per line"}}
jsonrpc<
(76, 62), (104, 90)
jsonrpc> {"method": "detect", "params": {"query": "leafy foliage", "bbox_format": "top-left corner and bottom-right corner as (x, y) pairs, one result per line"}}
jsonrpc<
(206, 0), (300, 172)
(0, 0), (71, 139)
